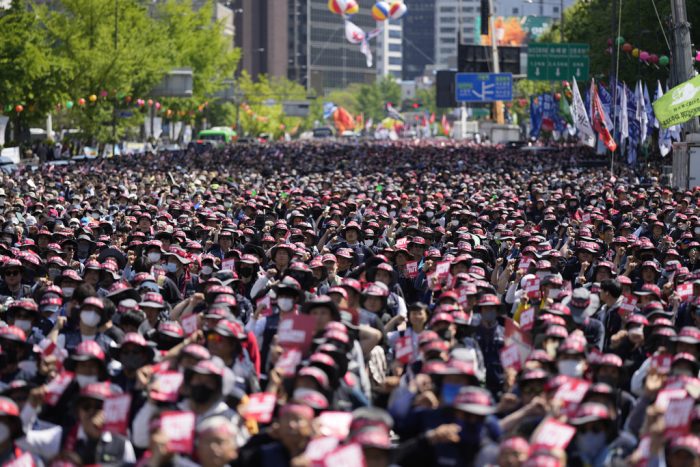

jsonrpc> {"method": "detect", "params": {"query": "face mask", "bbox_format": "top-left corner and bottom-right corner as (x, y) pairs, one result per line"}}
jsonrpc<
(190, 384), (214, 404)
(239, 268), (253, 278)
(121, 353), (147, 371)
(278, 298), (295, 312)
(548, 288), (561, 299)
(389, 210), (397, 218)
(14, 319), (32, 333)
(576, 431), (607, 457)
(425, 211), (434, 219)
(48, 268), (61, 280)
(147, 252), (161, 263)
(440, 382), (462, 405)
(201, 266), (213, 276)
(76, 374), (99, 388)
(0, 423), (9, 444)
(364, 239), (374, 247)
(481, 310), (497, 323)
(80, 310), (101, 327)
(558, 359), (585, 377)
(62, 287), (75, 299)
(451, 219), (459, 227)
(165, 263), (177, 273)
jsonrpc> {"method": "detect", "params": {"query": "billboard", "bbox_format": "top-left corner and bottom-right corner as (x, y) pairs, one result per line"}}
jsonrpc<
(475, 15), (552, 46)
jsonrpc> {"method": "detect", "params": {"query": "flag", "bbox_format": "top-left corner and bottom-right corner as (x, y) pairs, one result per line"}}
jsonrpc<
(592, 80), (618, 152)
(666, 84), (683, 141)
(626, 85), (640, 165)
(365, 117), (373, 132)
(656, 82), (673, 157)
(541, 94), (556, 132)
(386, 103), (405, 122)
(344, 20), (365, 44)
(429, 113), (436, 124)
(355, 113), (364, 131)
(570, 77), (596, 147)
(441, 114), (451, 136)
(333, 107), (354, 133)
(619, 82), (629, 141)
(529, 95), (543, 139)
(323, 102), (337, 120)
(559, 93), (573, 125)
(636, 81), (649, 144)
(597, 82), (614, 129)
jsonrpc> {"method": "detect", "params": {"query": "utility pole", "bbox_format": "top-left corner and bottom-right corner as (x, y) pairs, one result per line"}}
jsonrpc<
(488, 0), (504, 124)
(670, 0), (699, 133)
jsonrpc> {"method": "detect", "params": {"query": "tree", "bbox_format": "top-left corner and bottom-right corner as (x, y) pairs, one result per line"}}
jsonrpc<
(355, 76), (402, 122)
(0, 0), (67, 144)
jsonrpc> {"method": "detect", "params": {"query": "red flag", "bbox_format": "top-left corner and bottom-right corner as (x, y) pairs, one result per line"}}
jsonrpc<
(592, 82), (617, 152)
(429, 112), (436, 124)
(441, 115), (451, 136)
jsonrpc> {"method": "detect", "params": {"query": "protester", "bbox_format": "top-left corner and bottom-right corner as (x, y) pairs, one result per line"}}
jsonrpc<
(0, 140), (695, 466)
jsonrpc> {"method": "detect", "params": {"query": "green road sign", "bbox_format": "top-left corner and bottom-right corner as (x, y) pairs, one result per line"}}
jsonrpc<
(527, 43), (590, 82)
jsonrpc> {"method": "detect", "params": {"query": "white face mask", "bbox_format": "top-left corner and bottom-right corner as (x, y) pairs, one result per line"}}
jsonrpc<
(75, 374), (99, 388)
(451, 219), (459, 227)
(62, 287), (75, 298)
(14, 319), (32, 333)
(0, 423), (9, 444)
(165, 263), (177, 273)
(425, 211), (434, 219)
(389, 210), (397, 218)
(548, 288), (561, 299)
(80, 310), (101, 327)
(201, 266), (213, 276)
(147, 252), (161, 263)
(557, 359), (584, 377)
(277, 298), (295, 312)
(364, 239), (374, 247)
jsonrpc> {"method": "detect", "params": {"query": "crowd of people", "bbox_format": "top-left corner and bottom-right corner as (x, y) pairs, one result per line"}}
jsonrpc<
(0, 141), (696, 466)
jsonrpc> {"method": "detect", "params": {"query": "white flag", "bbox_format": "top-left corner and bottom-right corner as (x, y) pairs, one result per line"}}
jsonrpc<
(619, 82), (629, 140)
(571, 77), (596, 147)
(344, 20), (365, 44)
(636, 81), (648, 143)
(656, 82), (672, 157)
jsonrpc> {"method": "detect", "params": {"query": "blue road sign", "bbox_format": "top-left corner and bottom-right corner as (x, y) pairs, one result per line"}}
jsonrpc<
(455, 73), (513, 103)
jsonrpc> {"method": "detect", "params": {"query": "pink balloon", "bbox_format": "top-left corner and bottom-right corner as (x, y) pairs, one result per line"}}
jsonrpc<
(639, 51), (650, 61)
(695, 51), (700, 62)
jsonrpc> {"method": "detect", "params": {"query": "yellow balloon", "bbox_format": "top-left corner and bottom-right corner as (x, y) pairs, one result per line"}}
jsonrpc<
(88, 94), (97, 102)
(345, 0), (359, 15)
(631, 48), (639, 58)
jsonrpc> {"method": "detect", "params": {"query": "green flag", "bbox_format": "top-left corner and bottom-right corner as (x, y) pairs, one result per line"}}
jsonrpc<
(251, 189), (257, 197)
(375, 184), (384, 193)
(652, 75), (700, 128)
(559, 94), (573, 125)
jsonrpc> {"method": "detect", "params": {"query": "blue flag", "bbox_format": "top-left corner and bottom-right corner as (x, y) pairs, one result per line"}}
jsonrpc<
(529, 95), (543, 139)
(626, 86), (640, 165)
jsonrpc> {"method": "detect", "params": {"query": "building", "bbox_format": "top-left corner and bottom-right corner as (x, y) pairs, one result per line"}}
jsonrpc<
(287, 0), (377, 94)
(230, 0), (289, 79)
(401, 0), (435, 81)
(434, 0), (482, 70)
(376, 20), (403, 80)
(495, 0), (576, 21)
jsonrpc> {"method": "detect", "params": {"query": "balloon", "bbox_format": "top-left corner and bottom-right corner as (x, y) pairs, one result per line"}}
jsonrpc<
(345, 20), (366, 44)
(372, 1), (390, 21)
(137, 99), (145, 107)
(696, 51), (700, 62)
(147, 99), (154, 107)
(125, 95), (132, 103)
(66, 101), (74, 109)
(607, 38), (613, 46)
(518, 98), (527, 107)
(155, 102), (161, 110)
(89, 94), (97, 102)
(622, 43), (632, 53)
(615, 36), (625, 45)
(649, 54), (659, 64)
(639, 51), (650, 61)
(100, 90), (108, 98)
(565, 89), (573, 99)
(554, 92), (561, 101)
(389, 1), (407, 20)
(14, 105), (23, 113)
(328, 0), (347, 14)
(562, 80), (570, 88)
(659, 55), (669, 66)
(344, 0), (358, 15)
(632, 48), (640, 58)
(78, 98), (86, 106)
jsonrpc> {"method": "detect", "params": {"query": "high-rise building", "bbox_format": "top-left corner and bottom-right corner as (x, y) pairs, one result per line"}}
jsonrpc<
(401, 0), (435, 81)
(231, 0), (289, 79)
(495, 0), (575, 20)
(287, 0), (377, 94)
(376, 20), (402, 80)
(434, 0), (481, 70)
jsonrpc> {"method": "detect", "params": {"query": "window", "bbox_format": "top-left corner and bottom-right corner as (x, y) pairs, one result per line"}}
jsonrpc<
(389, 43), (402, 52)
(441, 17), (456, 23)
(391, 70), (402, 78)
(464, 6), (474, 12)
(440, 37), (454, 44)
(440, 47), (455, 55)
(389, 57), (402, 65)
(512, 7), (519, 14)
(553, 6), (559, 13)
(440, 6), (456, 12)
(440, 27), (456, 34)
(389, 30), (402, 39)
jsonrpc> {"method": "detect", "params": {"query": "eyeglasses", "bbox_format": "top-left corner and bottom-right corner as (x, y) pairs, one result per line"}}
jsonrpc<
(4, 270), (20, 277)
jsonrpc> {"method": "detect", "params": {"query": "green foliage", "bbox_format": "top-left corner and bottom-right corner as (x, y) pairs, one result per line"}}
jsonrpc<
(539, 0), (700, 85)
(355, 77), (402, 122)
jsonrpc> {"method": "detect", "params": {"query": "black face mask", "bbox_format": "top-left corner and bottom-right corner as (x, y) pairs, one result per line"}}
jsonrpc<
(121, 352), (147, 371)
(437, 328), (453, 341)
(190, 384), (216, 404)
(239, 268), (253, 278)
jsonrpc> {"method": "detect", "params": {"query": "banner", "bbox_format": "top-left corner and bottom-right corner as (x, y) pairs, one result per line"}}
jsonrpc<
(653, 74), (700, 128)
(529, 95), (543, 139)
(656, 82), (673, 157)
(571, 77), (595, 147)
(0, 116), (8, 147)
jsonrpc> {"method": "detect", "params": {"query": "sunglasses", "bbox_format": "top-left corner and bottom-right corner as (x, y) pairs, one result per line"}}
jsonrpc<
(4, 270), (20, 277)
